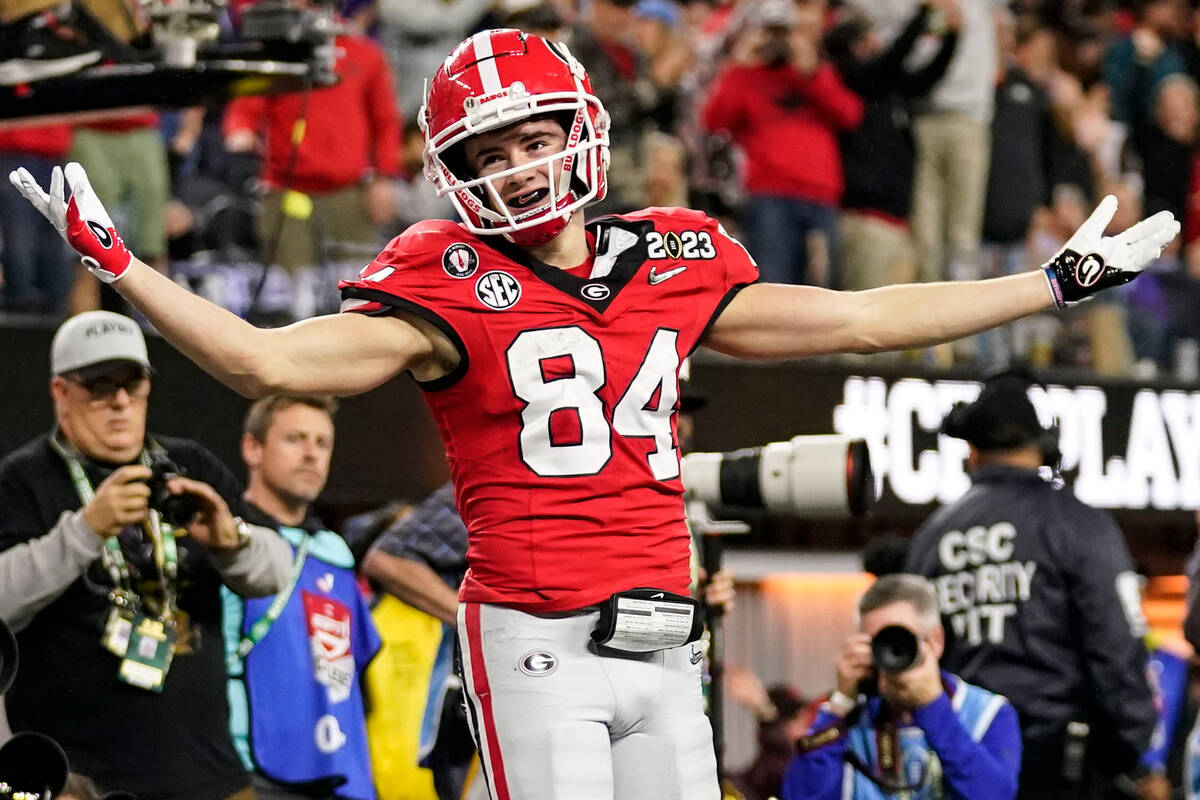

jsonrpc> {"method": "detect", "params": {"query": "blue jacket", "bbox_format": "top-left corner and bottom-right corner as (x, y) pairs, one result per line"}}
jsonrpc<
(224, 524), (382, 800)
(783, 673), (1021, 800)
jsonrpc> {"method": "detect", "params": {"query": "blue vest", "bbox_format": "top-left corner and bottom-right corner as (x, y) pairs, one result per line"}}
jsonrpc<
(223, 526), (382, 800)
(843, 676), (1008, 800)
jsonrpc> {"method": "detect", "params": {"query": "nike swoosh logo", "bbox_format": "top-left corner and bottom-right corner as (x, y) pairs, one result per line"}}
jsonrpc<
(648, 265), (687, 285)
(690, 648), (704, 665)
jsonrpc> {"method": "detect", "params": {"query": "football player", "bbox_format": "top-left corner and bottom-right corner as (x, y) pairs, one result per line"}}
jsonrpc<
(10, 29), (1180, 800)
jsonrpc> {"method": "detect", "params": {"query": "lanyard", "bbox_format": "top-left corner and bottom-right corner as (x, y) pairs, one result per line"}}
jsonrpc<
(848, 692), (948, 798)
(236, 534), (310, 658)
(49, 431), (179, 622)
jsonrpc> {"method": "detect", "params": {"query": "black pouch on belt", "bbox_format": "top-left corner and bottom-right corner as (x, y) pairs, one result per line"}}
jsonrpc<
(589, 588), (704, 653)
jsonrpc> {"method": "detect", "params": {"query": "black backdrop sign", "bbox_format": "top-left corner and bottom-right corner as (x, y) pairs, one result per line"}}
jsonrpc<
(2, 322), (1194, 565)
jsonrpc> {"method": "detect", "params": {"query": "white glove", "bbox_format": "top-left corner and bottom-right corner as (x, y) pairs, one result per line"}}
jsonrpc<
(1042, 194), (1180, 307)
(9, 162), (133, 282)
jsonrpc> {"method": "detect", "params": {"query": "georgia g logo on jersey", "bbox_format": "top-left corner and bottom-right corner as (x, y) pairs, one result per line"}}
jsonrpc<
(581, 283), (609, 300)
(476, 270), (522, 310)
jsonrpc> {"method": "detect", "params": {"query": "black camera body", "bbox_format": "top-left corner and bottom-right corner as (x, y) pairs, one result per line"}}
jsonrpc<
(871, 625), (921, 674)
(857, 626), (922, 698)
(145, 455), (200, 528)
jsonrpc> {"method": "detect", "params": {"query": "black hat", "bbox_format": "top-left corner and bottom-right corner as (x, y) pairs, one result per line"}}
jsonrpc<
(941, 367), (1045, 451)
(0, 733), (70, 799)
(0, 617), (15, 696)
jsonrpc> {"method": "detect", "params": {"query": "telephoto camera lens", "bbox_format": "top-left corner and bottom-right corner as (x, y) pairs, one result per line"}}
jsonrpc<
(679, 435), (875, 517)
(870, 625), (921, 673)
(0, 732), (69, 800)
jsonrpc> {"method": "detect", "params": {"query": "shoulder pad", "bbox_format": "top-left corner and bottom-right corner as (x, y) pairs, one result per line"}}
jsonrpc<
(620, 206), (714, 229)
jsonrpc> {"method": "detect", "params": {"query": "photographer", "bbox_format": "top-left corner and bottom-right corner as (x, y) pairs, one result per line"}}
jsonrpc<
(783, 574), (1021, 800)
(904, 368), (1156, 800)
(0, 311), (293, 800)
(702, 0), (864, 287)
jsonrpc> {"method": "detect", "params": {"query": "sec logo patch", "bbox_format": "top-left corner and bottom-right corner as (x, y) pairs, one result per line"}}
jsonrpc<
(443, 243), (479, 278)
(476, 270), (521, 310)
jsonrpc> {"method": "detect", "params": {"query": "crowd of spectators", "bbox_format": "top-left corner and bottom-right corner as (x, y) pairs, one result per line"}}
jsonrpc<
(4, 4), (1200, 797)
(5, 0), (1200, 375)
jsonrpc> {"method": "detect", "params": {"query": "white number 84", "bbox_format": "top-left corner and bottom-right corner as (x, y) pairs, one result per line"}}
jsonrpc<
(506, 327), (682, 479)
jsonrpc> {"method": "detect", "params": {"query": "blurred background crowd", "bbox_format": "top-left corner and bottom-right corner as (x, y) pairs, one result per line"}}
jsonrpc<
(8, 0), (1200, 379)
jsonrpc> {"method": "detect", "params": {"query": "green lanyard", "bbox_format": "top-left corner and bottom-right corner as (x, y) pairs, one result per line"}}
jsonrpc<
(236, 534), (310, 658)
(49, 432), (180, 622)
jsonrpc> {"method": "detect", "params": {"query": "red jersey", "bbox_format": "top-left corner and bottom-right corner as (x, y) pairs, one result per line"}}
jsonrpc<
(340, 208), (758, 612)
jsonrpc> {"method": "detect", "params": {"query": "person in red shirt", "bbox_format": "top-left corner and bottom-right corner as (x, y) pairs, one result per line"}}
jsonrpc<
(70, 111), (170, 281)
(0, 122), (74, 313)
(703, 0), (863, 288)
(223, 27), (402, 319)
(11, 28), (1180, 800)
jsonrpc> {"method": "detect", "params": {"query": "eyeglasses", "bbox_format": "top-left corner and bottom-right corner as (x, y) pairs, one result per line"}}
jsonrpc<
(66, 369), (151, 401)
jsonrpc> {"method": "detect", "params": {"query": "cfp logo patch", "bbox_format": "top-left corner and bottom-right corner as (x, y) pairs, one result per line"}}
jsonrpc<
(1075, 252), (1105, 287)
(646, 230), (717, 261)
(443, 243), (479, 278)
(476, 270), (522, 310)
(519, 650), (558, 676)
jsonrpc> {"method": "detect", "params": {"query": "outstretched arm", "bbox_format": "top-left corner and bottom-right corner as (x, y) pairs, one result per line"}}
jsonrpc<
(708, 195), (1178, 359)
(10, 163), (439, 397)
(708, 271), (1050, 358)
(108, 261), (435, 397)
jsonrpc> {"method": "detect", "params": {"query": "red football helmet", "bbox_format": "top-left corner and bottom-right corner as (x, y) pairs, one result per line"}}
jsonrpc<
(419, 29), (611, 247)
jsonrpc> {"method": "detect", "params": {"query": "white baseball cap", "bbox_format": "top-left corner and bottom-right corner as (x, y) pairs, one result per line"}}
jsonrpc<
(50, 311), (151, 377)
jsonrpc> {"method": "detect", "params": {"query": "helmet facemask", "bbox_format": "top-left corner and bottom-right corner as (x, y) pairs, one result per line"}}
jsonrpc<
(419, 33), (611, 247)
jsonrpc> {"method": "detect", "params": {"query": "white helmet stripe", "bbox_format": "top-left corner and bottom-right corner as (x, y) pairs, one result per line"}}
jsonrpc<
(471, 31), (502, 94)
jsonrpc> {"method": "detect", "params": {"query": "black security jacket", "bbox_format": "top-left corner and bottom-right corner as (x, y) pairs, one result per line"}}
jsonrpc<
(905, 465), (1155, 777)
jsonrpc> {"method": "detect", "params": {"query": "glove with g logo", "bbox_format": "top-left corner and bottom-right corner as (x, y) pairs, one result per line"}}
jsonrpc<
(1043, 194), (1179, 308)
(8, 162), (133, 283)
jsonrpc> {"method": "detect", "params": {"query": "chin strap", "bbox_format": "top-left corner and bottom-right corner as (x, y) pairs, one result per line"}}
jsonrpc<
(505, 212), (571, 248)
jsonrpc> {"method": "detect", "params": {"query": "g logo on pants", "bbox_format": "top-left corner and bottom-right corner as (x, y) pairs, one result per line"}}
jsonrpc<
(519, 650), (558, 676)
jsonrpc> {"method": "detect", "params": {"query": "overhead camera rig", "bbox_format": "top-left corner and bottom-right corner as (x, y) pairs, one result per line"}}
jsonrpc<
(0, 0), (340, 124)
